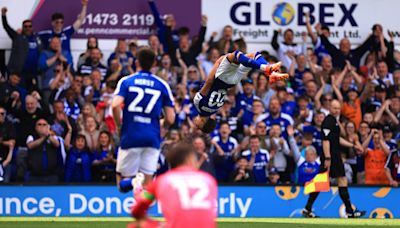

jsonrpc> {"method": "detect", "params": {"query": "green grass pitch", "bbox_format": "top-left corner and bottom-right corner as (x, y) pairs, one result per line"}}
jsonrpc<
(0, 217), (400, 228)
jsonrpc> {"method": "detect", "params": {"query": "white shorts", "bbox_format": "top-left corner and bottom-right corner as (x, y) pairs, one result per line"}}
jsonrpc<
(116, 147), (160, 177)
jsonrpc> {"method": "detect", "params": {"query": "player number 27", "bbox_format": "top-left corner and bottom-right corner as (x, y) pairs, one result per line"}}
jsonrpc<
(171, 178), (212, 210)
(128, 86), (161, 113)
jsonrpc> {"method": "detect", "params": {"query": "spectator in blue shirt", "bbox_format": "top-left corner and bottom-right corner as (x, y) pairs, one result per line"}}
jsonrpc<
(212, 121), (239, 182)
(1, 7), (42, 90)
(107, 39), (135, 76)
(92, 131), (117, 182)
(257, 97), (294, 139)
(38, 0), (88, 64)
(38, 36), (72, 106)
(65, 134), (91, 182)
(287, 125), (320, 184)
(242, 135), (272, 183)
(236, 78), (258, 119)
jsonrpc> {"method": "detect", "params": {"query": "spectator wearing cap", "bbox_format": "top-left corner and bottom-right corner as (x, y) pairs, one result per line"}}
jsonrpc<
(236, 79), (258, 120)
(365, 84), (387, 112)
(271, 29), (305, 68)
(267, 167), (281, 184)
(360, 129), (390, 185)
(211, 121), (239, 182)
(373, 61), (394, 86)
(107, 39), (135, 76)
(230, 156), (255, 183)
(38, 0), (88, 63)
(382, 125), (397, 154)
(1, 7), (42, 90)
(241, 135), (272, 183)
(26, 118), (61, 182)
(0, 106), (15, 182)
(318, 30), (374, 68)
(276, 87), (296, 117)
(78, 48), (107, 82)
(257, 97), (294, 140)
(287, 125), (320, 184)
(341, 87), (362, 129)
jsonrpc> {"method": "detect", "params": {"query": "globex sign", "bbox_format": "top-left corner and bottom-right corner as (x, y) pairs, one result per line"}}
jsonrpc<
(230, 2), (358, 27)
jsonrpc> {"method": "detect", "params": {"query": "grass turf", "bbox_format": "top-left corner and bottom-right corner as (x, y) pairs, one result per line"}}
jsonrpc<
(0, 217), (400, 228)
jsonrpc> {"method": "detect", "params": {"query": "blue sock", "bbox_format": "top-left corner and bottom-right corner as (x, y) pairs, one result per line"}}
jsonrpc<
(119, 178), (133, 193)
(235, 51), (262, 69)
(254, 52), (269, 65)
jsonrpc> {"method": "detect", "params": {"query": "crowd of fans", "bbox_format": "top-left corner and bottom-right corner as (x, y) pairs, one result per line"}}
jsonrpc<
(0, 0), (399, 186)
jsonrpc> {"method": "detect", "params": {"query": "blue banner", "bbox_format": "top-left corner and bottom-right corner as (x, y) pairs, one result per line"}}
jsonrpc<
(0, 186), (398, 218)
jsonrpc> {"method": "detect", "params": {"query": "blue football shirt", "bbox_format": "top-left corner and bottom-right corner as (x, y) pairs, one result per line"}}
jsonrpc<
(114, 71), (174, 149)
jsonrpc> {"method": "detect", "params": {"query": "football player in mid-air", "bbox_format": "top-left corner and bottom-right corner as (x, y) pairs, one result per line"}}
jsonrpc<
(193, 51), (288, 133)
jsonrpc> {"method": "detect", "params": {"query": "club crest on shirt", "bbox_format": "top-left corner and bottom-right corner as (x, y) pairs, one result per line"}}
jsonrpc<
(323, 129), (330, 136)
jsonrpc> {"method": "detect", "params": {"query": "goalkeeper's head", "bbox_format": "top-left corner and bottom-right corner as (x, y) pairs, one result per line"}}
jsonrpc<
(167, 142), (197, 169)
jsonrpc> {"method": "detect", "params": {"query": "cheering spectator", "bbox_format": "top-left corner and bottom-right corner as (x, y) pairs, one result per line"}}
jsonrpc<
(241, 135), (272, 183)
(166, 15), (207, 66)
(107, 39), (135, 76)
(48, 62), (72, 104)
(257, 97), (294, 139)
(0, 106), (15, 182)
(26, 118), (61, 182)
(38, 0), (88, 63)
(83, 69), (103, 106)
(209, 25), (234, 54)
(92, 130), (117, 182)
(288, 125), (320, 184)
(1, 7), (42, 89)
(265, 124), (290, 182)
(38, 37), (72, 104)
(0, 73), (27, 112)
(78, 48), (107, 82)
(271, 28), (305, 68)
(193, 136), (215, 177)
(211, 121), (239, 182)
(230, 156), (255, 183)
(64, 134), (91, 182)
(360, 129), (390, 185)
(80, 116), (100, 152)
(147, 0), (179, 51)
(319, 31), (374, 68)
(77, 36), (100, 67)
